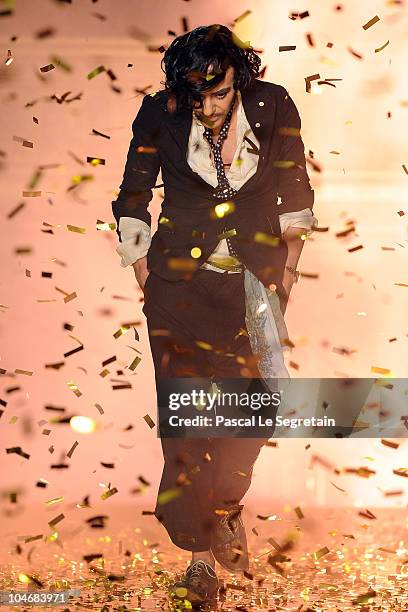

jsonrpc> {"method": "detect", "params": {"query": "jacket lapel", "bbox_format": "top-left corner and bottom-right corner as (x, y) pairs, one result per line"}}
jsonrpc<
(163, 79), (277, 172)
(240, 80), (277, 172)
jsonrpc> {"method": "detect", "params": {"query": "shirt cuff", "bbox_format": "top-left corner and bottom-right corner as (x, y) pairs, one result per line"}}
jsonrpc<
(116, 217), (151, 267)
(278, 208), (318, 237)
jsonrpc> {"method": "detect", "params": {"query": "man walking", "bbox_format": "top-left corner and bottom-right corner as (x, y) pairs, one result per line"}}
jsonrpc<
(112, 24), (316, 607)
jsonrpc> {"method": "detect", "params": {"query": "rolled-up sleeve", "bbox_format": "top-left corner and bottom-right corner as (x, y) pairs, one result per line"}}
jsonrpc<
(278, 207), (318, 237)
(115, 217), (151, 267)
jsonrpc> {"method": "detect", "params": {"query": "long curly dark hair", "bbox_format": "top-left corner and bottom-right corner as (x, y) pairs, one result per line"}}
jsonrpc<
(161, 24), (262, 114)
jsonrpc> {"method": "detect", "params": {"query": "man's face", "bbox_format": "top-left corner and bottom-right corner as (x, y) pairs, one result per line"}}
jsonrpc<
(193, 65), (236, 130)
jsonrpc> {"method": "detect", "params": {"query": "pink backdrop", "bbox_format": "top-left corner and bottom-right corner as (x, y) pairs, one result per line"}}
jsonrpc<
(0, 0), (407, 515)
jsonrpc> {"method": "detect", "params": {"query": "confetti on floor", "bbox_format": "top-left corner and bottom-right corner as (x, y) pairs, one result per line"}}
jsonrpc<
(0, 505), (407, 610)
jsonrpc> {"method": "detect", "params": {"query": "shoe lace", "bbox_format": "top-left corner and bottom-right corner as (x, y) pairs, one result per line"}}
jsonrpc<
(187, 561), (213, 580)
(220, 506), (241, 532)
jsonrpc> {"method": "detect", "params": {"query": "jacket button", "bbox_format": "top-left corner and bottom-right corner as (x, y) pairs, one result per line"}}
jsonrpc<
(258, 101), (264, 106)
(255, 122), (261, 128)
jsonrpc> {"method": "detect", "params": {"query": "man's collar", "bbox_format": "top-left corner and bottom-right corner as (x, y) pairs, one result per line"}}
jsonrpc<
(164, 80), (275, 163)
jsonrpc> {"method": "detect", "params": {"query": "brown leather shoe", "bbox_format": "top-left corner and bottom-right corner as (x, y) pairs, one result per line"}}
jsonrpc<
(210, 504), (249, 572)
(169, 561), (219, 609)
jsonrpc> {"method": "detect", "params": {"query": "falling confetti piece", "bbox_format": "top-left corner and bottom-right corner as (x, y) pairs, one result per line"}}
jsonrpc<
(157, 488), (182, 505)
(375, 40), (390, 53)
(294, 507), (304, 519)
(6, 446), (30, 459)
(67, 380), (82, 397)
(233, 9), (252, 23)
(66, 441), (79, 458)
(393, 468), (408, 477)
(279, 45), (296, 52)
(22, 190), (41, 197)
(87, 156), (105, 166)
(348, 47), (364, 60)
(167, 258), (198, 271)
(362, 15), (380, 30)
(371, 366), (391, 375)
(101, 487), (118, 500)
(39, 63), (55, 73)
(313, 546), (330, 560)
(253, 232), (280, 247)
(143, 414), (155, 429)
(67, 224), (86, 234)
(48, 513), (65, 528)
(87, 65), (105, 80)
(128, 355), (142, 371)
(305, 73), (320, 93)
(381, 439), (399, 449)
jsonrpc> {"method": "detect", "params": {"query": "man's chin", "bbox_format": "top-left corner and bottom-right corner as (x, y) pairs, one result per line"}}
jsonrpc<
(199, 116), (218, 129)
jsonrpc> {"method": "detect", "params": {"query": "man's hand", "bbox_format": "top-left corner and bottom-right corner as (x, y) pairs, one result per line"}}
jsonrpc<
(132, 256), (149, 292)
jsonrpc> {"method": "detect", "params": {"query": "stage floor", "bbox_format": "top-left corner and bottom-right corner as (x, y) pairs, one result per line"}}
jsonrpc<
(0, 504), (407, 610)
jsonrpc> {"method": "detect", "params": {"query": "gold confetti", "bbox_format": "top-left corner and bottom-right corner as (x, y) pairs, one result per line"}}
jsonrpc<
(113, 325), (131, 339)
(305, 73), (320, 93)
(393, 468), (408, 478)
(67, 224), (86, 234)
(96, 219), (116, 231)
(371, 366), (391, 375)
(67, 380), (82, 397)
(63, 292), (77, 304)
(313, 546), (330, 560)
(87, 156), (105, 165)
(362, 15), (380, 30)
(157, 488), (182, 505)
(217, 228), (237, 240)
(273, 160), (296, 168)
(39, 63), (55, 73)
(195, 340), (212, 351)
(14, 369), (33, 376)
(233, 9), (252, 23)
(67, 441), (79, 458)
(190, 247), (201, 258)
(375, 40), (390, 53)
(278, 127), (301, 137)
(253, 232), (280, 247)
(45, 496), (64, 506)
(167, 258), (198, 271)
(294, 506), (304, 519)
(22, 190), (41, 197)
(128, 356), (142, 371)
(143, 414), (155, 429)
(136, 146), (157, 154)
(101, 487), (118, 500)
(87, 65), (105, 79)
(159, 216), (176, 229)
(48, 513), (65, 528)
(5, 49), (13, 66)
(381, 439), (399, 449)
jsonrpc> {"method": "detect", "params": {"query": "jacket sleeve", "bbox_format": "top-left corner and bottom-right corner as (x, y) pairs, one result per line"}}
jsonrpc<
(111, 94), (161, 241)
(275, 89), (315, 215)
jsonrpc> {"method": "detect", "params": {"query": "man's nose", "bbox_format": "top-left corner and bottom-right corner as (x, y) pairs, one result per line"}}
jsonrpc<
(202, 97), (215, 117)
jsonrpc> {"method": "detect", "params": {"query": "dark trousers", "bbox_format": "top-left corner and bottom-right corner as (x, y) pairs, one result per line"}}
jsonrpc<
(142, 269), (269, 552)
